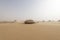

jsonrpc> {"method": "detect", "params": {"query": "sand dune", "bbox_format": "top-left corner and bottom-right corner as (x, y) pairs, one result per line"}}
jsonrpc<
(0, 22), (60, 40)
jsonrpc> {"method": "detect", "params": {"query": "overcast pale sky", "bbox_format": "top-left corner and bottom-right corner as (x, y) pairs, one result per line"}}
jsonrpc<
(0, 0), (60, 21)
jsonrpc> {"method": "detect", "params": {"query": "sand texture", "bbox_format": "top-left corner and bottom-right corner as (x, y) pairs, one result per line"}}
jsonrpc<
(0, 22), (60, 40)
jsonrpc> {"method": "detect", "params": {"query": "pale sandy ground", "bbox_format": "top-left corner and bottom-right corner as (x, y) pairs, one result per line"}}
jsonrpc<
(0, 22), (60, 40)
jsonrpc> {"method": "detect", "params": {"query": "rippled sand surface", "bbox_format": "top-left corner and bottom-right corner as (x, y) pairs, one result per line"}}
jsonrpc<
(0, 22), (60, 40)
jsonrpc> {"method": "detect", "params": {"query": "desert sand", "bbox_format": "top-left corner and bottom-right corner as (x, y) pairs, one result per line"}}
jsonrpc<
(0, 22), (60, 40)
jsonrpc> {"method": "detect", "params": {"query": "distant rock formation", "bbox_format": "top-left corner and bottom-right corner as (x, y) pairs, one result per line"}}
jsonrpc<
(42, 20), (45, 22)
(58, 20), (60, 22)
(24, 20), (35, 24)
(0, 20), (16, 23)
(48, 20), (51, 22)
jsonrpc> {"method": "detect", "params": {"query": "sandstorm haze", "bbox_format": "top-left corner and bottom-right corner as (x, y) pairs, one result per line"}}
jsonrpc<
(0, 0), (60, 21)
(1, 0), (60, 40)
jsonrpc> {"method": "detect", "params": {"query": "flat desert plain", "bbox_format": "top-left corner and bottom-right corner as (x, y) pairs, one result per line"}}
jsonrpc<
(0, 22), (60, 40)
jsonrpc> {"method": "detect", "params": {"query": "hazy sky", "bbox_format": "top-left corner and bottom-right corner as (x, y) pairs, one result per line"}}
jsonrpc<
(0, 0), (60, 21)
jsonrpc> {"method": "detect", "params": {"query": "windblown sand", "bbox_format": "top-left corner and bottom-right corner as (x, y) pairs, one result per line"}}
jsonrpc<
(0, 22), (60, 40)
